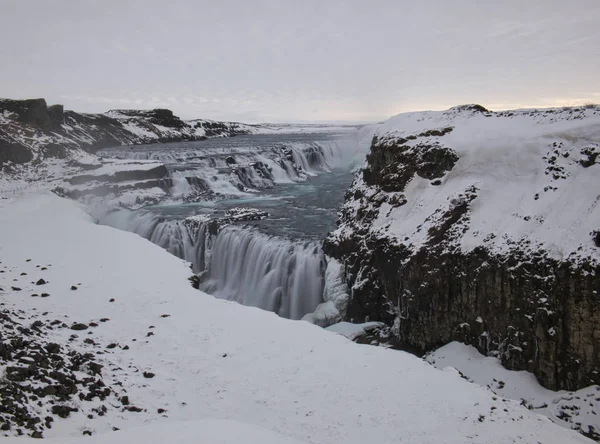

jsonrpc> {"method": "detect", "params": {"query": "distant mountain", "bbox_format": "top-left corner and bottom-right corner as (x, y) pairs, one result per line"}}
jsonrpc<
(0, 98), (263, 166)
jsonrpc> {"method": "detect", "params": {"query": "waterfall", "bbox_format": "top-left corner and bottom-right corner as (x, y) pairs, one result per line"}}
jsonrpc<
(96, 209), (211, 271)
(99, 140), (346, 198)
(97, 208), (327, 320)
(93, 133), (365, 322)
(199, 226), (326, 320)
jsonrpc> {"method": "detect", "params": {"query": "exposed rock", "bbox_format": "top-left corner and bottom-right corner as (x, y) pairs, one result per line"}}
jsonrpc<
(326, 105), (600, 392)
(70, 323), (88, 331)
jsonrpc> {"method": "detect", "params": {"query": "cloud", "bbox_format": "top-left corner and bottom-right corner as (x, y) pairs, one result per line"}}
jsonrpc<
(5, 0), (597, 122)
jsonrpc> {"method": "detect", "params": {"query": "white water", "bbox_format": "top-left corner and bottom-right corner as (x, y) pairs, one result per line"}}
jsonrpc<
(199, 227), (325, 320)
(96, 133), (366, 321)
(99, 138), (356, 199)
(97, 208), (327, 320)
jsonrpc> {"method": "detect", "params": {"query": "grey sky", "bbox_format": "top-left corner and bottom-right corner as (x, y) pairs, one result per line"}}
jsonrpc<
(1, 0), (599, 123)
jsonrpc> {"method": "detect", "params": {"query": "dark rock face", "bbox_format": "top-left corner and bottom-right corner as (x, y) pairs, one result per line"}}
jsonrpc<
(325, 118), (600, 392)
(0, 138), (34, 165)
(0, 97), (257, 166)
(0, 98), (53, 127)
(363, 129), (457, 193)
(47, 105), (64, 125)
(326, 233), (600, 391)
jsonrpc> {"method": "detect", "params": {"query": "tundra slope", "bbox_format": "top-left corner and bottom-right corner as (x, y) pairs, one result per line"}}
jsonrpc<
(325, 104), (600, 391)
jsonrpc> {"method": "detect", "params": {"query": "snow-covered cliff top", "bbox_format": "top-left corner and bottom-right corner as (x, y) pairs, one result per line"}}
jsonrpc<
(333, 105), (600, 263)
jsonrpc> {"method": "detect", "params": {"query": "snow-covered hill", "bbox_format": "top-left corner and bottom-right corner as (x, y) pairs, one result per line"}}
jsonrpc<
(0, 98), (259, 165)
(0, 191), (590, 443)
(0, 98), (360, 167)
(325, 104), (600, 391)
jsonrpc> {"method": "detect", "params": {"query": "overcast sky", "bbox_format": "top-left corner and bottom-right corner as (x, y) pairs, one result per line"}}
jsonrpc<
(1, 0), (599, 123)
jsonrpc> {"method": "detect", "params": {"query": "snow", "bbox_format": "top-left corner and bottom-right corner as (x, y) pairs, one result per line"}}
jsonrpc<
(325, 321), (384, 341)
(0, 191), (590, 443)
(332, 106), (600, 264)
(426, 342), (600, 438)
(80, 159), (164, 176)
(3, 419), (305, 444)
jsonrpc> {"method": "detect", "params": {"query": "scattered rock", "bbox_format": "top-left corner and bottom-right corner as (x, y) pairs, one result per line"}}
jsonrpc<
(70, 285), (77, 291)
(70, 323), (88, 331)
(106, 343), (117, 349)
(11, 287), (21, 291)
(40, 293), (50, 298)
(109, 298), (115, 302)
(51, 405), (76, 419)
(35, 279), (46, 286)
(143, 371), (155, 379)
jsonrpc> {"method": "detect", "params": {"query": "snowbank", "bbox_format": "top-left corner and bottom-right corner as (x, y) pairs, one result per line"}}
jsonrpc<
(427, 342), (600, 439)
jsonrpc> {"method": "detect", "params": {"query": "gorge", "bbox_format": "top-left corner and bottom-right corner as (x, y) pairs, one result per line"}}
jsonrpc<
(1, 98), (600, 441)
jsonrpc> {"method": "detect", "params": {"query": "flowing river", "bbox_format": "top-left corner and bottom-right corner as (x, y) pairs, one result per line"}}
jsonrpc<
(95, 131), (363, 320)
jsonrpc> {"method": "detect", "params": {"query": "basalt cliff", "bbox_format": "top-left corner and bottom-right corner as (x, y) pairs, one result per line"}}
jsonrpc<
(325, 104), (600, 391)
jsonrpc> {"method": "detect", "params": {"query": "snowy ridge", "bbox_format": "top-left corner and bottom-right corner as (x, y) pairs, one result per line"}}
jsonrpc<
(0, 191), (589, 443)
(332, 104), (600, 263)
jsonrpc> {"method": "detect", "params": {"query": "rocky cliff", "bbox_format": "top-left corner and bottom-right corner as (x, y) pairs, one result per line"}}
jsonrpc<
(0, 98), (258, 166)
(325, 104), (600, 391)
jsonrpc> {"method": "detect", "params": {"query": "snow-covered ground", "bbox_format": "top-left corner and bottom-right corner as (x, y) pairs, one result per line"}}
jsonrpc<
(427, 342), (600, 439)
(0, 191), (590, 443)
(331, 105), (600, 263)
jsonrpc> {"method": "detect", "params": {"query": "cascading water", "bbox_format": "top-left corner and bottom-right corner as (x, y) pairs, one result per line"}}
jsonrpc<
(98, 136), (348, 199)
(95, 131), (365, 322)
(199, 227), (326, 320)
(96, 207), (327, 320)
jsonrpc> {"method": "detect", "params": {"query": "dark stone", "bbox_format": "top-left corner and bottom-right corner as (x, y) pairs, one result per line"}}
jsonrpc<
(35, 279), (46, 286)
(40, 293), (50, 298)
(143, 371), (155, 379)
(70, 286), (78, 291)
(592, 230), (600, 248)
(47, 105), (64, 125)
(70, 323), (88, 331)
(50, 405), (74, 418)
(120, 396), (130, 406)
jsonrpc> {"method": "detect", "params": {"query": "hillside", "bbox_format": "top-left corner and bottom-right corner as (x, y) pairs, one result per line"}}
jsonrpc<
(0, 98), (261, 167)
(325, 104), (600, 391)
